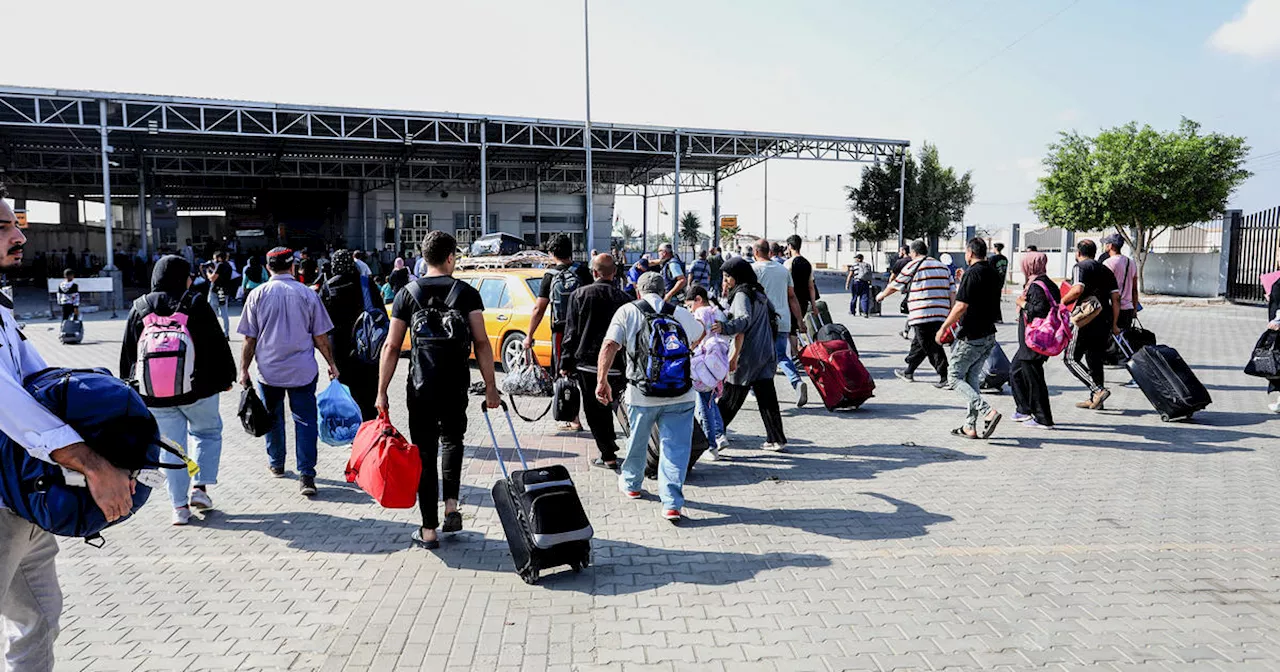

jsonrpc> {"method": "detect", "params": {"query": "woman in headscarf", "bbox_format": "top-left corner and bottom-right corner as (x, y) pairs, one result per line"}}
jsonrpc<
(711, 257), (787, 451)
(241, 254), (268, 296)
(388, 257), (412, 295)
(1010, 251), (1060, 428)
(320, 250), (384, 420)
(119, 255), (236, 525)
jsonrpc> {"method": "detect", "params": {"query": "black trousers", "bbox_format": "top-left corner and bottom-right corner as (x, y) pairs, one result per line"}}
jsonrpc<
(1064, 323), (1108, 393)
(407, 389), (467, 530)
(337, 357), (379, 422)
(577, 371), (623, 462)
(718, 378), (787, 445)
(905, 322), (949, 378)
(1011, 355), (1054, 426)
(1117, 308), (1136, 331)
(61, 304), (77, 320)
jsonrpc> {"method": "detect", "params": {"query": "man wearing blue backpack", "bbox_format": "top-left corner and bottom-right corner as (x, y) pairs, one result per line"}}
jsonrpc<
(1, 192), (135, 671)
(119, 255), (236, 525)
(595, 271), (704, 524)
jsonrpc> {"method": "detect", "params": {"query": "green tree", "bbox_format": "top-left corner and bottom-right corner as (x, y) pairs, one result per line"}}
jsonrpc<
(1030, 118), (1250, 292)
(679, 211), (702, 257)
(845, 142), (972, 247)
(615, 222), (637, 251)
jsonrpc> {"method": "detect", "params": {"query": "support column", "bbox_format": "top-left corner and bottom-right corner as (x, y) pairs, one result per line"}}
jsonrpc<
(99, 99), (115, 271)
(534, 171), (542, 246)
(641, 185), (648, 254)
(137, 168), (148, 259)
(673, 134), (681, 245)
(480, 121), (489, 234)
(712, 175), (721, 249)
(360, 180), (368, 252)
(583, 0), (595, 253)
(393, 170), (402, 255)
(763, 161), (768, 240)
(896, 153), (907, 251)
(1219, 209), (1241, 297)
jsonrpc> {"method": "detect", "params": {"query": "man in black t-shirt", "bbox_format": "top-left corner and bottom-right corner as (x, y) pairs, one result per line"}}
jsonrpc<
(989, 242), (1009, 323)
(936, 238), (1005, 439)
(1061, 238), (1121, 410)
(377, 231), (499, 550)
(526, 235), (592, 429)
(205, 251), (236, 337)
(785, 235), (819, 318)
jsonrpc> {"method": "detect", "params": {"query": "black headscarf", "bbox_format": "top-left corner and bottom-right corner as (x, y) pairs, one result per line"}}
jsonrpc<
(721, 256), (763, 304)
(330, 249), (357, 278)
(151, 255), (192, 301)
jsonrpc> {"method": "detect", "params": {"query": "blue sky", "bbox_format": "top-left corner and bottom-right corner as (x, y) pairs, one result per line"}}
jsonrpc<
(8, 0), (1279, 239)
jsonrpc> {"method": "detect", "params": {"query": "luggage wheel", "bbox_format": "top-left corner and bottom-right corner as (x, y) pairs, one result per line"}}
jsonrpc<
(521, 569), (539, 585)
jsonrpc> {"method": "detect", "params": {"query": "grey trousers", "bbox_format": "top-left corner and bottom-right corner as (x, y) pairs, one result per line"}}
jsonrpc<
(0, 509), (61, 672)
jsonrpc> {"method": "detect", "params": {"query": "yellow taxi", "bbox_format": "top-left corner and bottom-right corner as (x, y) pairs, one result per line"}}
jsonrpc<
(392, 267), (554, 371)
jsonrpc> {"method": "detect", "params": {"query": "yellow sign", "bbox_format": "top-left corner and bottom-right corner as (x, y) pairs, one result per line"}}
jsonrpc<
(14, 210), (27, 229)
(719, 215), (738, 231)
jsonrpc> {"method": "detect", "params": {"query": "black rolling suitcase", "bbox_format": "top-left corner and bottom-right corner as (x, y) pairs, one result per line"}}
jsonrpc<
(482, 401), (592, 585)
(60, 318), (83, 344)
(1105, 319), (1157, 366)
(612, 400), (708, 478)
(1114, 335), (1211, 422)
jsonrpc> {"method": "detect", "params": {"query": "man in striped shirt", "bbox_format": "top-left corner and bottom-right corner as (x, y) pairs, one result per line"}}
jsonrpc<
(876, 239), (956, 387)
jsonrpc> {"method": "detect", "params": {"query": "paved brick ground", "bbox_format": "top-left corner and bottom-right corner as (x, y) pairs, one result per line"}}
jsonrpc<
(18, 279), (1280, 671)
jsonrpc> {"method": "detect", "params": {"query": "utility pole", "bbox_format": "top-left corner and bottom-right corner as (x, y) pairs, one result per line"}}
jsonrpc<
(583, 0), (595, 253)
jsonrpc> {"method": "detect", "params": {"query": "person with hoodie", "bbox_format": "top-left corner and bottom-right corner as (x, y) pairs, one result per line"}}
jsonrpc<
(320, 250), (384, 420)
(711, 257), (787, 452)
(119, 255), (237, 525)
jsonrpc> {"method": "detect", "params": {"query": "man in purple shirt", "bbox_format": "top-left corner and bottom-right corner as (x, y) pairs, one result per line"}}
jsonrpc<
(237, 247), (338, 497)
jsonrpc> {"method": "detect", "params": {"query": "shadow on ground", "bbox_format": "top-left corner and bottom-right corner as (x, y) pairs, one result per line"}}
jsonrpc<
(683, 492), (953, 541)
(683, 443), (983, 488)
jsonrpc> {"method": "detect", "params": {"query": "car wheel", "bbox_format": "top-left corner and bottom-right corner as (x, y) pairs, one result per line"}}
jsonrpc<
(501, 332), (526, 372)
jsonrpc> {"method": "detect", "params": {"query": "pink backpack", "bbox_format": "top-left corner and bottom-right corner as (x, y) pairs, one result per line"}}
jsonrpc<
(136, 298), (196, 399)
(1024, 280), (1072, 356)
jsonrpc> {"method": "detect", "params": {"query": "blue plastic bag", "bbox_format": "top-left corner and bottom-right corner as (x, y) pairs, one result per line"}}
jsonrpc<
(318, 382), (363, 446)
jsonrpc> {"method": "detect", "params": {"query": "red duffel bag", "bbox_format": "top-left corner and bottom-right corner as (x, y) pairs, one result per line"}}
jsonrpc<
(345, 411), (422, 508)
(799, 339), (875, 411)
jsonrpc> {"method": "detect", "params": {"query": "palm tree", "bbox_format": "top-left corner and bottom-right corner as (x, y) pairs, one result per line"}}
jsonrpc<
(615, 222), (637, 251)
(679, 211), (702, 258)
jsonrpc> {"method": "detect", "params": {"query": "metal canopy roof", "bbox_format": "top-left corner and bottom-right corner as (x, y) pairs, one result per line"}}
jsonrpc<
(0, 86), (908, 207)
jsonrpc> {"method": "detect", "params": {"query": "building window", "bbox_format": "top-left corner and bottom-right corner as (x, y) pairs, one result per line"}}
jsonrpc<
(155, 227), (178, 248)
(836, 235), (843, 251)
(824, 235), (831, 252)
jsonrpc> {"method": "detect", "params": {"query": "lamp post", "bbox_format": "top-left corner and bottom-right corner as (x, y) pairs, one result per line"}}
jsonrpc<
(583, 0), (594, 256)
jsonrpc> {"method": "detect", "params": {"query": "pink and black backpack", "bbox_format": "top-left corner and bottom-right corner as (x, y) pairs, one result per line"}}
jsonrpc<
(134, 295), (196, 399)
(1024, 280), (1073, 357)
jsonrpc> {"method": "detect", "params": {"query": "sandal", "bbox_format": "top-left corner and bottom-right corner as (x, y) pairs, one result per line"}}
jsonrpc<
(950, 427), (978, 439)
(981, 411), (1003, 439)
(592, 457), (619, 471)
(441, 511), (463, 534)
(411, 528), (440, 549)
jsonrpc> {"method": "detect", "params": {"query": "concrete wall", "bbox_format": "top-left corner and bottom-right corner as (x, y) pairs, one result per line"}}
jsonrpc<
(1141, 252), (1221, 297)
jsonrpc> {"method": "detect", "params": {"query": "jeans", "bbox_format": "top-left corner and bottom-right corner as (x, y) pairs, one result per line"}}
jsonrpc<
(773, 333), (803, 389)
(408, 389), (467, 530)
(619, 401), (696, 510)
(261, 377), (319, 478)
(210, 290), (230, 337)
(849, 280), (870, 315)
(0, 509), (62, 672)
(152, 394), (224, 508)
(948, 334), (997, 430)
(694, 390), (725, 445)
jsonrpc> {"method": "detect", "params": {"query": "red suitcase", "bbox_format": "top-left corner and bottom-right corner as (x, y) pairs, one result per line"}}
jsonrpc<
(799, 340), (875, 410)
(345, 411), (422, 508)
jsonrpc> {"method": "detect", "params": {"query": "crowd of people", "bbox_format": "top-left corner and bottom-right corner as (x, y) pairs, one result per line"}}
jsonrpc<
(4, 178), (1280, 670)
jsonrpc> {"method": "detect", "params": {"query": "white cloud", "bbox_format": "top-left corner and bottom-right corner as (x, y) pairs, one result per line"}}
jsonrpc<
(1209, 0), (1280, 59)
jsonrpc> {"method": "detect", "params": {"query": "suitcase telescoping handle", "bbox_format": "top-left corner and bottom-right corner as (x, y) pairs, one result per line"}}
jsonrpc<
(480, 399), (530, 479)
(1112, 333), (1135, 360)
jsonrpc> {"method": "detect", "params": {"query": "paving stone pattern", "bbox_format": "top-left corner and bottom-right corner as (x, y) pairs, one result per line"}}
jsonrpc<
(21, 280), (1280, 671)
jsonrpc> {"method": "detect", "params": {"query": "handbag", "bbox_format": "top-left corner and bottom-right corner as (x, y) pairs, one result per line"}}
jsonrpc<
(238, 386), (273, 437)
(345, 411), (421, 509)
(317, 382), (363, 446)
(552, 375), (581, 423)
(503, 350), (556, 422)
(1070, 296), (1102, 328)
(1244, 330), (1280, 379)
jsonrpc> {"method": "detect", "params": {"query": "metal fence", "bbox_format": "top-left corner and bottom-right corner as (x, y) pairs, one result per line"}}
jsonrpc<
(1226, 207), (1280, 304)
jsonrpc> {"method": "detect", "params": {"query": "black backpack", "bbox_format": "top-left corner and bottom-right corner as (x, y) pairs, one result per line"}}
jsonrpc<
(351, 276), (390, 365)
(405, 280), (473, 389)
(548, 263), (584, 327)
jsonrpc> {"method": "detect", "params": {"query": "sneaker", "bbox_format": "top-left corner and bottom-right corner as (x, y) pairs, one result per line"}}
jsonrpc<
(795, 382), (809, 408)
(933, 380), (954, 390)
(1123, 380), (1141, 389)
(299, 476), (317, 497)
(188, 488), (213, 511)
(618, 482), (642, 499)
(761, 442), (786, 452)
(707, 441), (720, 461)
(1011, 412), (1032, 423)
(662, 509), (682, 523)
(172, 506), (192, 526)
(1022, 418), (1053, 429)
(1269, 398), (1280, 414)
(893, 369), (914, 383)
(268, 465), (285, 478)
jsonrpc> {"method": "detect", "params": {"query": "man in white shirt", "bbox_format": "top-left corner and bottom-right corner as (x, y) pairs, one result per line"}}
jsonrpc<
(0, 194), (134, 671)
(595, 272), (703, 524)
(750, 239), (808, 407)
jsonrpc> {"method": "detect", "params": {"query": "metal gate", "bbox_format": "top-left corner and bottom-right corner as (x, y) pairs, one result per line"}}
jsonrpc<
(1226, 206), (1280, 304)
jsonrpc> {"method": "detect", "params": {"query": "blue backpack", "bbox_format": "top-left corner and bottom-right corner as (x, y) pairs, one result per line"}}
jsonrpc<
(629, 300), (692, 398)
(351, 276), (390, 365)
(0, 368), (179, 543)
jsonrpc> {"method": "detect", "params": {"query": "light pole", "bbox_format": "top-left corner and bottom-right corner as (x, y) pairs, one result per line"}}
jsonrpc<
(583, 0), (594, 256)
(896, 153), (907, 251)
